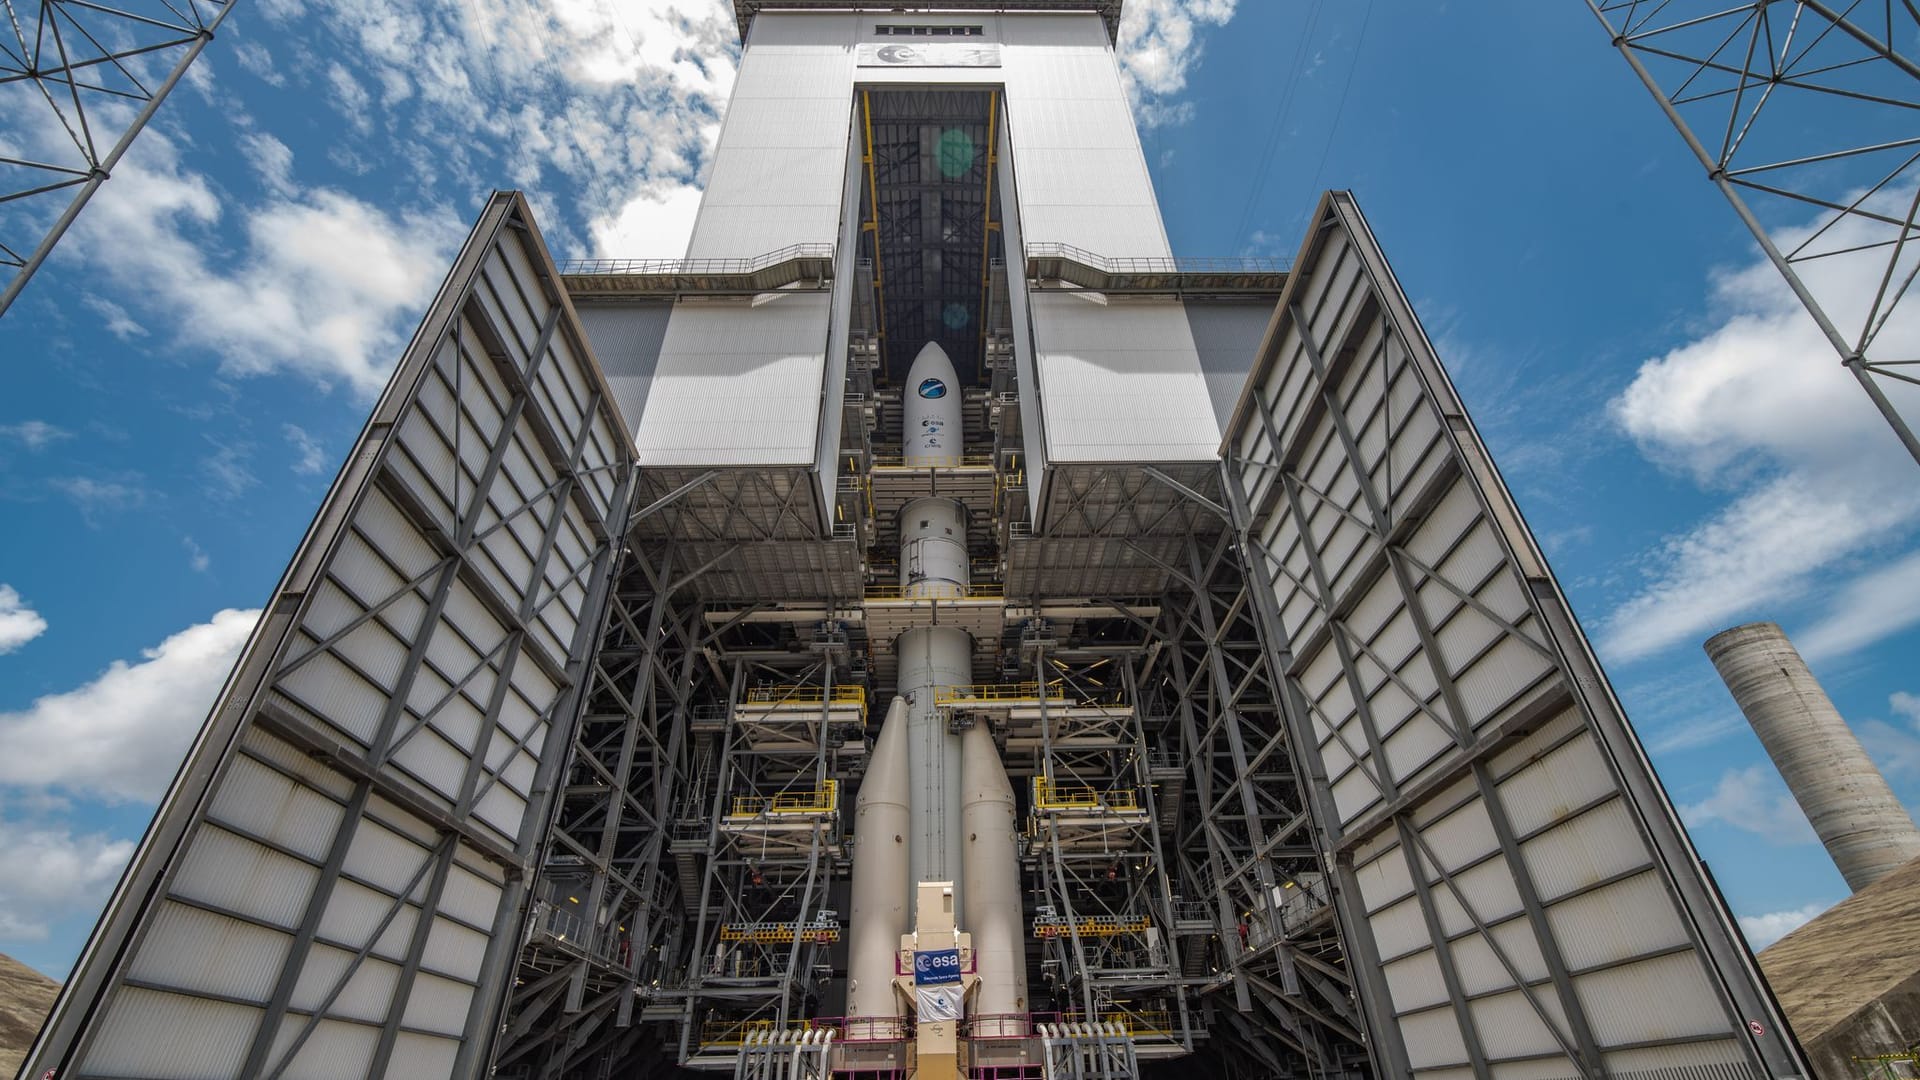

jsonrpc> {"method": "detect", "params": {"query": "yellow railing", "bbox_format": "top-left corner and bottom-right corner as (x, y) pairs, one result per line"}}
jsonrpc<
(729, 781), (839, 818)
(1032, 914), (1151, 939)
(1105, 1009), (1177, 1040)
(864, 583), (1004, 602)
(744, 685), (867, 707)
(933, 680), (1065, 705)
(718, 921), (842, 944)
(1032, 777), (1139, 812)
(871, 453), (995, 470)
(699, 1019), (817, 1047)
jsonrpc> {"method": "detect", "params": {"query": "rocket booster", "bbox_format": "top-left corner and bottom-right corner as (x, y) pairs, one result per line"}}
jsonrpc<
(904, 341), (961, 465)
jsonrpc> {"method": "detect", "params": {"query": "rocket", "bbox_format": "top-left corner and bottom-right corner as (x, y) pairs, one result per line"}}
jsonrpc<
(847, 342), (1028, 1030)
(904, 340), (962, 466)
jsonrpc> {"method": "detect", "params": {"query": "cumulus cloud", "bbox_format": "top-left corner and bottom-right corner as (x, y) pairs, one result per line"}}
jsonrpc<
(1680, 764), (1819, 846)
(0, 585), (48, 654)
(1600, 186), (1920, 663)
(64, 123), (461, 398)
(1738, 902), (1832, 951)
(1117, 0), (1238, 126)
(0, 608), (259, 802)
(0, 420), (72, 451)
(0, 822), (135, 942)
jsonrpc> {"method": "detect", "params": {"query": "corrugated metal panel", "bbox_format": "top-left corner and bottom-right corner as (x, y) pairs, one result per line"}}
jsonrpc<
(637, 295), (832, 466)
(83, 987), (258, 1078)
(1227, 193), (1804, 1079)
(1029, 294), (1220, 462)
(575, 301), (672, 427)
(267, 1017), (378, 1080)
(34, 193), (631, 1080)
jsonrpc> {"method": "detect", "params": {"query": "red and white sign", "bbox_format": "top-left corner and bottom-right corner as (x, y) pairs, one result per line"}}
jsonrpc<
(1747, 1020), (1766, 1038)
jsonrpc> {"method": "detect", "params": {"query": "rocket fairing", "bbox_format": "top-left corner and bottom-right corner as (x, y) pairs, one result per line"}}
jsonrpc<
(903, 341), (962, 466)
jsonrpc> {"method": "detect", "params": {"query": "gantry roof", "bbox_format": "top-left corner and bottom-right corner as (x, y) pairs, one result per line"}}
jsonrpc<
(732, 1), (1124, 44)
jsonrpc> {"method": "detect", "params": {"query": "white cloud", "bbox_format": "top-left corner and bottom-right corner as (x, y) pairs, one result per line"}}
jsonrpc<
(66, 124), (461, 399)
(1680, 764), (1819, 846)
(1796, 549), (1920, 662)
(590, 182), (704, 258)
(1858, 691), (1920, 781)
(200, 441), (258, 500)
(183, 536), (211, 573)
(231, 39), (286, 87)
(1738, 902), (1832, 950)
(1117, 0), (1237, 126)
(283, 423), (327, 474)
(0, 608), (259, 803)
(239, 131), (297, 197)
(0, 420), (72, 451)
(0, 822), (135, 942)
(83, 294), (148, 340)
(51, 475), (146, 524)
(0, 585), (48, 654)
(1601, 186), (1920, 663)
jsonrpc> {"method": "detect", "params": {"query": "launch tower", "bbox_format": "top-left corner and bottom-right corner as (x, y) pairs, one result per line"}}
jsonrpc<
(27, 4), (1814, 1079)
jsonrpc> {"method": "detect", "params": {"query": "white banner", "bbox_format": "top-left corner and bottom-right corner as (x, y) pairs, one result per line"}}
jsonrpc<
(857, 43), (1001, 68)
(916, 984), (965, 1023)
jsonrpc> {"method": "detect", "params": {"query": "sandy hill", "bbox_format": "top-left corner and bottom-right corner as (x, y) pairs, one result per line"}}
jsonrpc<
(0, 952), (57, 1078)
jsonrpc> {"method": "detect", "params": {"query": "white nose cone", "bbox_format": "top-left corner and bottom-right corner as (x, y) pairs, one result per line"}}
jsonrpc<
(903, 341), (961, 465)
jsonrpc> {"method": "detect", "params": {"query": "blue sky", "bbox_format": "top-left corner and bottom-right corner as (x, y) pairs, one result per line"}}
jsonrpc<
(2, 0), (1917, 979)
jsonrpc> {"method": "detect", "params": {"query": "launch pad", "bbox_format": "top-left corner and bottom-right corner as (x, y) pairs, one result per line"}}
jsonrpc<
(22, 5), (1813, 1080)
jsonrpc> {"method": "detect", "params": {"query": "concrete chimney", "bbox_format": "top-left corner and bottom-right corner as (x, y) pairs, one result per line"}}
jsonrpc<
(1704, 621), (1920, 892)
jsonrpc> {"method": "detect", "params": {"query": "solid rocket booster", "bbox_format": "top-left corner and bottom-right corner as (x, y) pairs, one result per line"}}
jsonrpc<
(960, 722), (1027, 1031)
(904, 341), (961, 465)
(847, 698), (910, 1029)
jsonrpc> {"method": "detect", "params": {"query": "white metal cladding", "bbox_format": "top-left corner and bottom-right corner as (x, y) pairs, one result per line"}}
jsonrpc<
(25, 192), (633, 1080)
(707, 12), (1169, 256)
(1027, 293), (1222, 463)
(1224, 192), (1807, 1080)
(689, 15), (855, 258)
(638, 294), (833, 467)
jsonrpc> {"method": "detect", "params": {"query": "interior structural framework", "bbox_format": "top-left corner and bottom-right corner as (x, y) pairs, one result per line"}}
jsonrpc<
(24, 5), (1809, 1079)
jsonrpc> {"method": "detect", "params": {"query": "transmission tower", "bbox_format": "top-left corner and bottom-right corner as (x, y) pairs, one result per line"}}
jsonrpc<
(1589, 1), (1920, 466)
(1, 0), (233, 318)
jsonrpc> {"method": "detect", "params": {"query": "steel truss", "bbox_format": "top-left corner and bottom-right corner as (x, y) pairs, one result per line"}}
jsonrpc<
(1, 0), (232, 316)
(1590, 0), (1920, 465)
(1135, 525), (1371, 1079)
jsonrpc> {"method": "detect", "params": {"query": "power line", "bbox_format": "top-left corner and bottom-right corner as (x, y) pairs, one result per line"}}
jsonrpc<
(1230, 0), (1326, 250)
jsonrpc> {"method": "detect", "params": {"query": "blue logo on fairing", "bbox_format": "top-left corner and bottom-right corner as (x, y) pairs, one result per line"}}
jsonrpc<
(917, 378), (948, 399)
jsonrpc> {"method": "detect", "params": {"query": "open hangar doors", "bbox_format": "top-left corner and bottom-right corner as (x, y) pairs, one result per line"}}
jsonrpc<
(23, 192), (635, 1080)
(1224, 192), (1807, 1080)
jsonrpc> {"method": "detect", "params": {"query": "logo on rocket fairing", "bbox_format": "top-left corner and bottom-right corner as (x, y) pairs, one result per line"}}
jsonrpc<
(917, 378), (948, 399)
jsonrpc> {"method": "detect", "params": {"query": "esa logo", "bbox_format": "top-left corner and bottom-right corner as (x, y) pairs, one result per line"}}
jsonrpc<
(913, 948), (961, 985)
(917, 378), (948, 400)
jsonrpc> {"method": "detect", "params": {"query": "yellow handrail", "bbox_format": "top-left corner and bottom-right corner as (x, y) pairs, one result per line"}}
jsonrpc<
(744, 685), (867, 707)
(718, 921), (842, 944)
(729, 781), (839, 817)
(1032, 777), (1139, 812)
(933, 680), (1066, 705)
(1032, 914), (1151, 938)
(700, 1019), (818, 1047)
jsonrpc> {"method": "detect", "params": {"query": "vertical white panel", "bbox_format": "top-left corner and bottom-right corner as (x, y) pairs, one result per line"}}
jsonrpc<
(637, 293), (832, 466)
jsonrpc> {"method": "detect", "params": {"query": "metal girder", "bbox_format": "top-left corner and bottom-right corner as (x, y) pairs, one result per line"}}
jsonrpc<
(0, 0), (234, 316)
(1590, 0), (1920, 466)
